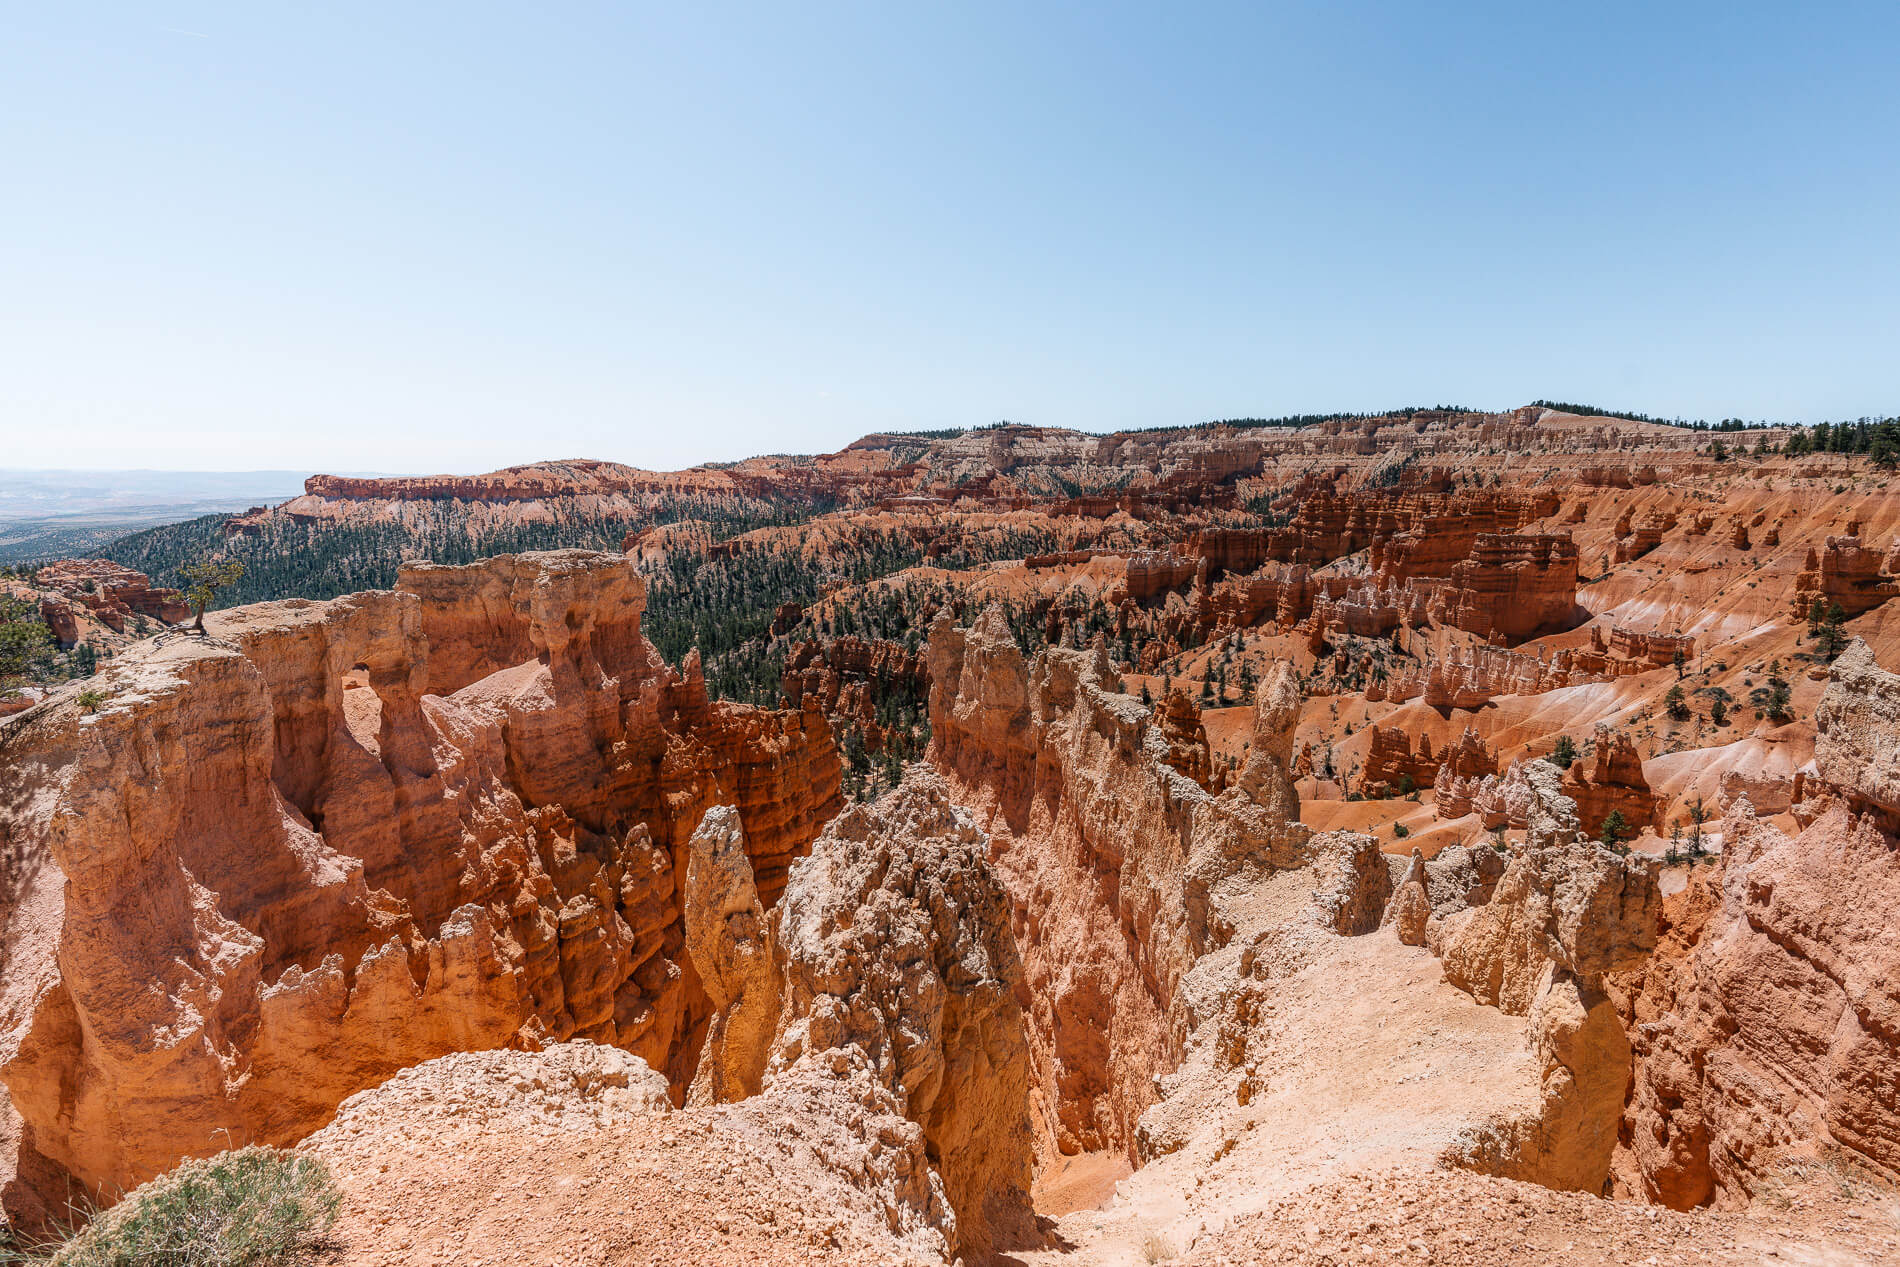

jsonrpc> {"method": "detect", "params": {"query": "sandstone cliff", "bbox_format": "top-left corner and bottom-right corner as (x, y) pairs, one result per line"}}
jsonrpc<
(1811, 637), (1900, 828)
(769, 771), (1034, 1259)
(1427, 761), (1661, 1193)
(927, 606), (1308, 1162)
(0, 550), (841, 1222)
(1612, 644), (1900, 1208)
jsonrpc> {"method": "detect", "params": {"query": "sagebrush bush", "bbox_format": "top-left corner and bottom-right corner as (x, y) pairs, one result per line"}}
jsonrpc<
(28, 1147), (338, 1267)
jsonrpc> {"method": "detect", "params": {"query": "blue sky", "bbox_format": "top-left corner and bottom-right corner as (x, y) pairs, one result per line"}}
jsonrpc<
(3, 2), (1895, 472)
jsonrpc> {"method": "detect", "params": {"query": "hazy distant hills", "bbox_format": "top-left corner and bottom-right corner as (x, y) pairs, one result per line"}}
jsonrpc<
(0, 470), (389, 562)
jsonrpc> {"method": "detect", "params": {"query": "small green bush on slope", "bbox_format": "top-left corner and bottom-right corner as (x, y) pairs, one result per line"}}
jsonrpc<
(9, 1147), (338, 1267)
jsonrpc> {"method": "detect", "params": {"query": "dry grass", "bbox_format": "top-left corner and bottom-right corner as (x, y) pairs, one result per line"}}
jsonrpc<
(6, 1147), (338, 1267)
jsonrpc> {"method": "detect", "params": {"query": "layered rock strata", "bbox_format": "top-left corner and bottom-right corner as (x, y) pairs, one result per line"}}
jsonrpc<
(1614, 645), (1900, 1207)
(927, 607), (1309, 1162)
(1561, 730), (1660, 839)
(19, 560), (189, 648)
(0, 550), (841, 1220)
(1428, 765), (1661, 1192)
(768, 772), (1034, 1259)
(1362, 726), (1437, 795)
(1432, 728), (1499, 819)
(1792, 536), (1900, 620)
(1429, 534), (1579, 643)
(1370, 625), (1684, 710)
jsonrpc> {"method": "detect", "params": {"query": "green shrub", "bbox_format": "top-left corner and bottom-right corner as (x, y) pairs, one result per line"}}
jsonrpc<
(29, 1147), (338, 1267)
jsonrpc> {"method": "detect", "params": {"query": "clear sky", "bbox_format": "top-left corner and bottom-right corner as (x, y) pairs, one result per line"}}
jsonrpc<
(3, 2), (1896, 473)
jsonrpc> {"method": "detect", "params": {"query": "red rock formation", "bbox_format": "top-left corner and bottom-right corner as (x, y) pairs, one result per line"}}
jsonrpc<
(0, 550), (841, 1219)
(1579, 466), (1653, 489)
(1119, 550), (1199, 602)
(1612, 800), (1900, 1208)
(927, 609), (1307, 1162)
(1362, 726), (1437, 796)
(779, 637), (927, 749)
(1472, 738), (1655, 843)
(1613, 512), (1676, 562)
(1613, 648), (1900, 1207)
(303, 460), (727, 504)
(1184, 528), (1270, 576)
(1791, 536), (1900, 620)
(1370, 625), (1679, 711)
(1154, 689), (1218, 790)
(1308, 576), (1430, 640)
(1430, 534), (1579, 643)
(30, 560), (189, 644)
(1604, 624), (1694, 668)
(1560, 730), (1660, 840)
(769, 600), (803, 636)
(1432, 728), (1498, 820)
(1263, 489), (1559, 573)
(1023, 549), (1101, 569)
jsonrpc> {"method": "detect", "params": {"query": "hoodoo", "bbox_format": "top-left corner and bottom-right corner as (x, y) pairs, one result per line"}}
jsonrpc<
(7, 408), (1900, 1263)
(0, 551), (841, 1215)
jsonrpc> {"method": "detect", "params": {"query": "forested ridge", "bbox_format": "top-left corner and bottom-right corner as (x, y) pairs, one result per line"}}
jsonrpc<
(99, 495), (832, 606)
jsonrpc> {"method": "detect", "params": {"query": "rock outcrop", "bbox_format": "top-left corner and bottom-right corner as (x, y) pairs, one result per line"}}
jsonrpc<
(1422, 843), (1508, 917)
(1362, 726), (1437, 796)
(769, 772), (1033, 1260)
(1613, 512), (1675, 562)
(683, 807), (776, 1105)
(1613, 798), (1900, 1208)
(1612, 650), (1900, 1208)
(778, 635), (927, 744)
(1561, 729), (1660, 840)
(1811, 638), (1900, 828)
(1308, 832), (1395, 936)
(1236, 660), (1302, 822)
(1372, 625), (1681, 711)
(1432, 728), (1499, 819)
(1791, 537), (1900, 620)
(1430, 765), (1661, 1192)
(300, 1039), (963, 1266)
(1383, 849), (1431, 945)
(32, 560), (190, 633)
(927, 606), (1308, 1162)
(1431, 832), (1660, 1016)
(9, 560), (189, 650)
(0, 550), (841, 1221)
(1153, 689), (1219, 790)
(1429, 534), (1579, 643)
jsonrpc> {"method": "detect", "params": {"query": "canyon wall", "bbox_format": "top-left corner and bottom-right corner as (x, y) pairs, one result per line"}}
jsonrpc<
(0, 550), (841, 1222)
(1429, 761), (1662, 1192)
(768, 771), (1035, 1259)
(29, 560), (189, 645)
(1613, 641), (1900, 1208)
(926, 607), (1308, 1163)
